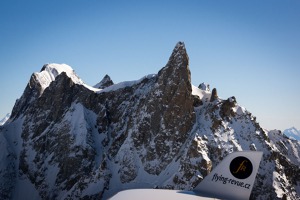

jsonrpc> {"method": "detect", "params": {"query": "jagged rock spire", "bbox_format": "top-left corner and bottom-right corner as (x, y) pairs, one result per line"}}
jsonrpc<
(132, 42), (195, 175)
(167, 41), (189, 68)
(157, 41), (191, 88)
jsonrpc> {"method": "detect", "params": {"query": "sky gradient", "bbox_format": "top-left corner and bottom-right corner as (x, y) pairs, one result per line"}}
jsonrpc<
(0, 0), (299, 131)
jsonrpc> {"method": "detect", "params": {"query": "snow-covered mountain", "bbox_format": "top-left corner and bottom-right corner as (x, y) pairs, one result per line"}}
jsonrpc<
(0, 42), (299, 200)
(0, 113), (10, 126)
(284, 127), (300, 141)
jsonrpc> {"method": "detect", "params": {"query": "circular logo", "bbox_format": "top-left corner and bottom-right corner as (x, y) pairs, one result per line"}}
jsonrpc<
(229, 156), (253, 179)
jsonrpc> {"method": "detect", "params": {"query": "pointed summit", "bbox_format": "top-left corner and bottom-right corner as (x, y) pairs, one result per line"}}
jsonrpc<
(167, 41), (189, 68)
(94, 74), (114, 89)
(157, 41), (191, 89)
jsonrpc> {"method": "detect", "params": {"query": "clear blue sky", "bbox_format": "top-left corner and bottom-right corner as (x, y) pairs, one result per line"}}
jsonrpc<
(0, 0), (299, 131)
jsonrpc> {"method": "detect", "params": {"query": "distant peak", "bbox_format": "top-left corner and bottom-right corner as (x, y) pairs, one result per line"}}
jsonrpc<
(198, 83), (210, 91)
(285, 127), (298, 131)
(283, 127), (300, 141)
(94, 74), (114, 89)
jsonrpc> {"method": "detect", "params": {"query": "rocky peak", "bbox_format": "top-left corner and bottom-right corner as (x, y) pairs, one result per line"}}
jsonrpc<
(11, 63), (86, 119)
(157, 42), (191, 90)
(94, 74), (114, 89)
(155, 41), (193, 117)
(131, 42), (195, 175)
(159, 42), (188, 72)
(128, 41), (195, 175)
(168, 41), (188, 65)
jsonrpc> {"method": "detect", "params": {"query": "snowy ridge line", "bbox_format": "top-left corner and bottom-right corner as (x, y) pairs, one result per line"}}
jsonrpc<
(98, 74), (157, 93)
(36, 63), (158, 94)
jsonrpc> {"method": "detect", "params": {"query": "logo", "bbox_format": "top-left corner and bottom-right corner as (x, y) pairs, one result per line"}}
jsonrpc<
(229, 156), (253, 179)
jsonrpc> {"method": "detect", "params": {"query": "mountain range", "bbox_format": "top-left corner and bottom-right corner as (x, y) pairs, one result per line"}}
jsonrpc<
(0, 42), (299, 199)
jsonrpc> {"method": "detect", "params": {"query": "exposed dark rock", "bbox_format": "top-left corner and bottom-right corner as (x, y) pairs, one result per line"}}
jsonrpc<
(210, 88), (218, 102)
(220, 96), (236, 118)
(132, 42), (195, 174)
(11, 73), (43, 119)
(193, 95), (202, 107)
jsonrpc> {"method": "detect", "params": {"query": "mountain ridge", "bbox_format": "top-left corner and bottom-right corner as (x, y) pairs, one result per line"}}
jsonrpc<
(0, 42), (300, 199)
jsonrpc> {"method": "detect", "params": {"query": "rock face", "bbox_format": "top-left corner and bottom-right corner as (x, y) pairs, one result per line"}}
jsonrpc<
(0, 42), (300, 200)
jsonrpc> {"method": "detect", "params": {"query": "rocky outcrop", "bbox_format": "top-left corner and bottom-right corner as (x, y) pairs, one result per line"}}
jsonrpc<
(210, 88), (218, 102)
(220, 96), (236, 118)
